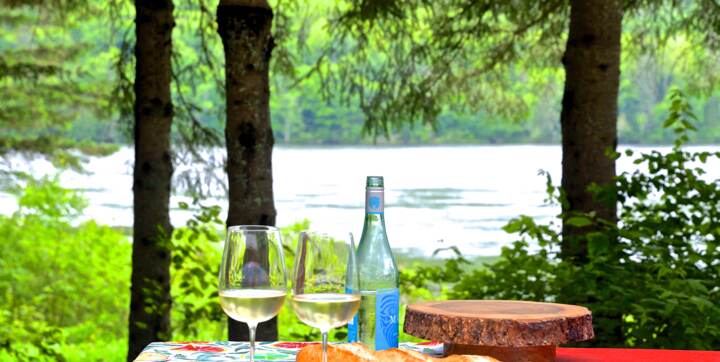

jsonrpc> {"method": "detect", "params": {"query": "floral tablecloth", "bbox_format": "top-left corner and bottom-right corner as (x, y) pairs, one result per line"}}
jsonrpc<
(136, 341), (720, 361)
(135, 341), (444, 361)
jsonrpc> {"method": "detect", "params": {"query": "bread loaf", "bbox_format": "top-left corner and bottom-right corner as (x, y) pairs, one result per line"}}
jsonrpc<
(296, 343), (499, 362)
(296, 343), (377, 362)
(375, 348), (435, 362)
(375, 348), (499, 362)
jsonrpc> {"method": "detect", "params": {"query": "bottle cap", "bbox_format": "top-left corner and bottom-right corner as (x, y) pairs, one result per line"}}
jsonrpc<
(366, 176), (384, 188)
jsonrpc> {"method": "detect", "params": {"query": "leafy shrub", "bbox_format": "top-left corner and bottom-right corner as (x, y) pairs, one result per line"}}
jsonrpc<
(405, 89), (720, 349)
(0, 177), (130, 360)
(0, 176), (336, 361)
(171, 201), (225, 339)
(0, 311), (65, 362)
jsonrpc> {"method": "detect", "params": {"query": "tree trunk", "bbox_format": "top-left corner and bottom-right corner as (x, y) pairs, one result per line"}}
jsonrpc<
(216, 0), (278, 341)
(127, 0), (174, 360)
(559, 0), (622, 263)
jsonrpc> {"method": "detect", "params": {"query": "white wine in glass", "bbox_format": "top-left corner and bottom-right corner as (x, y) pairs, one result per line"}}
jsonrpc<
(292, 232), (360, 362)
(219, 289), (286, 325)
(292, 293), (361, 331)
(219, 225), (287, 362)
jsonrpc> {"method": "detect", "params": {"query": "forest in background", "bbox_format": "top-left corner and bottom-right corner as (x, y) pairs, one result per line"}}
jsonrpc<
(2, 0), (720, 360)
(2, 0), (719, 147)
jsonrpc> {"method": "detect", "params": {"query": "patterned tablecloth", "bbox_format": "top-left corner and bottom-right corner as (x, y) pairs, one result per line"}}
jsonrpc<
(135, 341), (444, 361)
(136, 341), (720, 361)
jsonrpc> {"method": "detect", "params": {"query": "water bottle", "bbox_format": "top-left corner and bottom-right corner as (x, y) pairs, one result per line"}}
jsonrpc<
(348, 176), (399, 350)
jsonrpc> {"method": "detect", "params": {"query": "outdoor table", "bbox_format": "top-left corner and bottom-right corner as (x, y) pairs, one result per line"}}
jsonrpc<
(135, 341), (720, 361)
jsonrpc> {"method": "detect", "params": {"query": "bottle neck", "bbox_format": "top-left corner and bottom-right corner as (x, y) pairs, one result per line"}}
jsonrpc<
(360, 186), (389, 252)
(358, 185), (397, 288)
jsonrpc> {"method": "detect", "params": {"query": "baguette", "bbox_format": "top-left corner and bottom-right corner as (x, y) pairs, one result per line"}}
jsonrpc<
(376, 348), (498, 362)
(296, 343), (499, 362)
(375, 348), (435, 361)
(296, 343), (378, 362)
(437, 355), (499, 362)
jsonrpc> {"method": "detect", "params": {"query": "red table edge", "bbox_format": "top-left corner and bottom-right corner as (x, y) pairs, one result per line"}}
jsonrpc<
(556, 347), (720, 362)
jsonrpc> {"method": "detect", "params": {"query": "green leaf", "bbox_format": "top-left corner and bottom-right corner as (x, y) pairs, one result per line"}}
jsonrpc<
(502, 218), (524, 233)
(566, 216), (593, 228)
(689, 296), (714, 312)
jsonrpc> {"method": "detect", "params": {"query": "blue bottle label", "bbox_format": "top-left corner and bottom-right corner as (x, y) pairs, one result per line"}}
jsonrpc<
(366, 188), (384, 214)
(375, 288), (399, 350)
(348, 313), (359, 342)
(346, 287), (358, 342)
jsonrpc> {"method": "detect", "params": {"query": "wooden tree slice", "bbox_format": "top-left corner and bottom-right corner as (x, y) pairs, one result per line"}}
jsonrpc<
(404, 300), (594, 362)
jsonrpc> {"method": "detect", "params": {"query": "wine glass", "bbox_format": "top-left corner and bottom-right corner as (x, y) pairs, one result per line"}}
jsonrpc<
(291, 232), (360, 362)
(218, 225), (287, 362)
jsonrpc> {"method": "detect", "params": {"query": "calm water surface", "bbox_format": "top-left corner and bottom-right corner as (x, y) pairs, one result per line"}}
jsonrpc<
(2, 145), (718, 255)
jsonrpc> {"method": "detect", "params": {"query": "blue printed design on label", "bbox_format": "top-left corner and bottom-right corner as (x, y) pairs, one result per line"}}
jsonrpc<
(375, 288), (399, 350)
(346, 287), (358, 342)
(369, 196), (381, 210)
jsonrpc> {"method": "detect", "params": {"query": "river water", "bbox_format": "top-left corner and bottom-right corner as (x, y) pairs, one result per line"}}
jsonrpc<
(1, 145), (718, 256)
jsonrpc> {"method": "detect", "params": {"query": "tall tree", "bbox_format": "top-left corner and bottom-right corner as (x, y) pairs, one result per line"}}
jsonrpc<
(557, 0), (624, 344)
(216, 0), (278, 341)
(127, 0), (175, 360)
(559, 0), (622, 263)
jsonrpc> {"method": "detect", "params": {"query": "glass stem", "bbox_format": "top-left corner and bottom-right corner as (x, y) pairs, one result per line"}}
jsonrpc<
(249, 323), (257, 362)
(321, 330), (329, 362)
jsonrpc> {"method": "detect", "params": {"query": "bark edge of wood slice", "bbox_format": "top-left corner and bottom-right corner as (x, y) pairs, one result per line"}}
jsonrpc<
(404, 300), (594, 347)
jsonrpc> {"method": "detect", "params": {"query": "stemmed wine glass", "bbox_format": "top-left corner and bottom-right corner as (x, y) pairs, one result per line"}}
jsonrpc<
(291, 232), (360, 362)
(218, 225), (287, 362)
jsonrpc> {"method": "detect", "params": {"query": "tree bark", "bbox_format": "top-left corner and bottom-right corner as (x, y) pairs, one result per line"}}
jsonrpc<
(216, 0), (278, 341)
(127, 0), (174, 360)
(560, 0), (622, 263)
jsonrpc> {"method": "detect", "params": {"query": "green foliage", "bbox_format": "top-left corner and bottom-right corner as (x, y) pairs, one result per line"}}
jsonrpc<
(325, 0), (568, 138)
(0, 177), (344, 359)
(0, 1), (120, 163)
(399, 246), (469, 301)
(171, 201), (225, 338)
(0, 314), (65, 362)
(3, 0), (720, 151)
(403, 91), (720, 349)
(9, 176), (87, 219)
(324, 0), (720, 142)
(0, 177), (130, 361)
